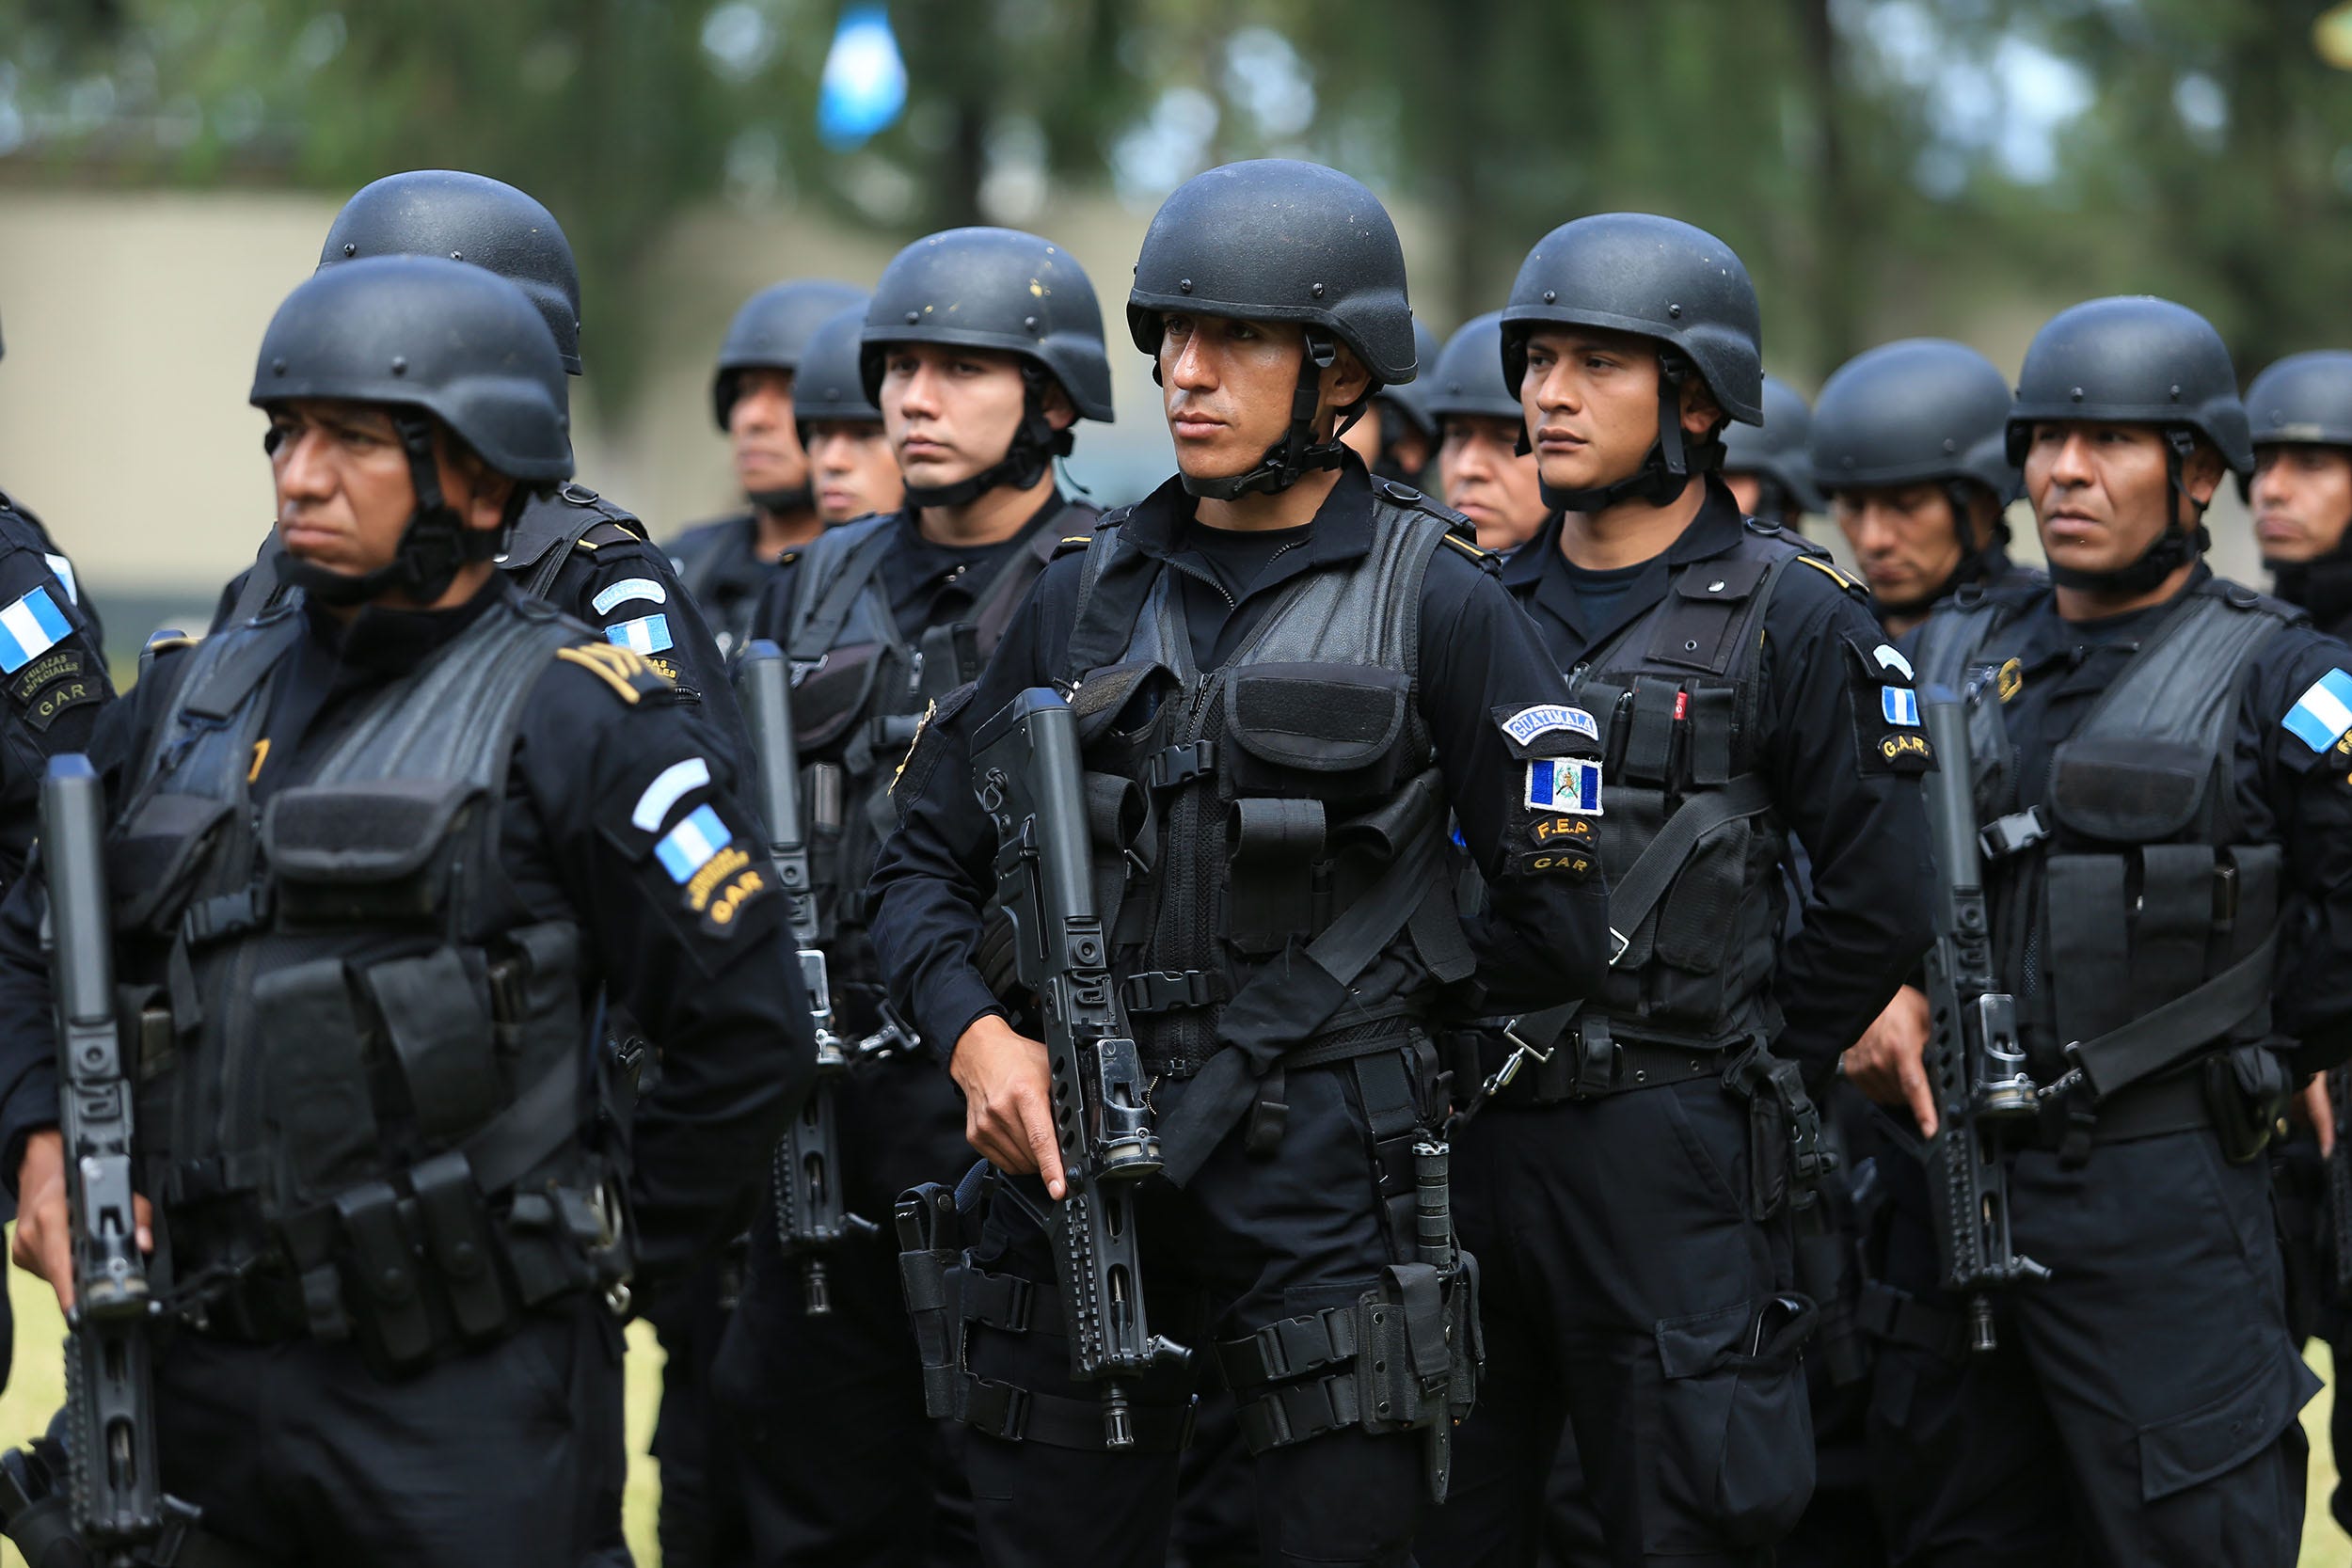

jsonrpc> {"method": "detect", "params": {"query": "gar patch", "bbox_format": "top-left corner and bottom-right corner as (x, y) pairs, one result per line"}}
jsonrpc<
(697, 863), (771, 936)
(24, 675), (99, 732)
(1511, 847), (1597, 882)
(684, 845), (753, 913)
(8, 646), (84, 705)
(1876, 732), (1934, 773)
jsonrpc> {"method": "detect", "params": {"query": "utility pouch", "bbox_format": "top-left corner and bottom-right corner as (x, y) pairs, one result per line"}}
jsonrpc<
(334, 1179), (434, 1371)
(2203, 1043), (2294, 1164)
(264, 780), (482, 927)
(1221, 662), (1411, 802)
(105, 793), (232, 936)
(407, 1148), (518, 1340)
(897, 1179), (970, 1422)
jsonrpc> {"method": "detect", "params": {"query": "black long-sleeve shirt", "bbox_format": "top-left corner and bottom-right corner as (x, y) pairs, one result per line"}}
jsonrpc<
(0, 496), (110, 891)
(867, 464), (1612, 1067)
(1501, 483), (1937, 1079)
(0, 573), (813, 1279)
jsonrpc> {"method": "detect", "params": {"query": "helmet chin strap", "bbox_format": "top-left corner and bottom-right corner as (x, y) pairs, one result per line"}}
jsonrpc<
(1180, 329), (1359, 502)
(1534, 348), (1723, 514)
(2044, 430), (2209, 596)
(275, 412), (509, 608)
(901, 363), (1073, 511)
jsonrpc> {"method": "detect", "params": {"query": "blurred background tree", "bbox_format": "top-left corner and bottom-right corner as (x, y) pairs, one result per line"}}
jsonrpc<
(4, 0), (2352, 409)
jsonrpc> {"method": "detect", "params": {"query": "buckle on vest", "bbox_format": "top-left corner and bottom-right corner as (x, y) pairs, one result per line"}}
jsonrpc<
(1147, 740), (1216, 791)
(1978, 807), (2049, 861)
(1121, 969), (1223, 1014)
(181, 884), (272, 948)
(1606, 927), (1631, 966)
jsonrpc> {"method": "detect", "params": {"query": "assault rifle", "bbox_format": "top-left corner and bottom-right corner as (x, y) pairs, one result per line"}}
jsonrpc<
(1917, 692), (2049, 1350)
(738, 641), (875, 1315)
(44, 754), (199, 1562)
(970, 688), (1186, 1447)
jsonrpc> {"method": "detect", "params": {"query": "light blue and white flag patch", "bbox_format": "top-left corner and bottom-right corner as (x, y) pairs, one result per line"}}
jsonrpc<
(1882, 687), (1920, 727)
(631, 757), (711, 832)
(1526, 756), (1603, 815)
(655, 803), (732, 882)
(0, 585), (72, 674)
(41, 554), (77, 606)
(607, 613), (675, 657)
(1502, 703), (1600, 748)
(2284, 669), (2352, 753)
(592, 578), (667, 615)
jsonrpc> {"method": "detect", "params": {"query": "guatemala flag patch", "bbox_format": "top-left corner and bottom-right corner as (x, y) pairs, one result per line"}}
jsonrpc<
(1882, 687), (1921, 727)
(0, 585), (71, 673)
(2284, 669), (2352, 754)
(1526, 756), (1603, 815)
(654, 803), (732, 882)
(606, 612), (675, 657)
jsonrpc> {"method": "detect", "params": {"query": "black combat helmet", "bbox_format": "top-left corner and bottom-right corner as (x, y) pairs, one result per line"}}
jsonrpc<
(1722, 374), (1825, 521)
(1424, 311), (1523, 425)
(1127, 159), (1416, 499)
(2242, 351), (2352, 500)
(252, 255), (573, 606)
(1375, 317), (1443, 433)
(793, 304), (886, 447)
(319, 170), (585, 376)
(861, 226), (1111, 508)
(1811, 339), (2017, 602)
(712, 278), (869, 430)
(1502, 213), (1763, 512)
(2007, 296), (2249, 594)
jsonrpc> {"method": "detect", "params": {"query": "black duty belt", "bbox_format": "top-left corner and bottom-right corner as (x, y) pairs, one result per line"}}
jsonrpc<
(1460, 1018), (1724, 1107)
(2028, 1066), (2213, 1152)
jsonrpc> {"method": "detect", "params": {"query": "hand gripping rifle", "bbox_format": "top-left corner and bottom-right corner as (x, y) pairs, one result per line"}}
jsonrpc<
(970, 688), (1186, 1448)
(1918, 692), (2049, 1351)
(43, 754), (199, 1562)
(738, 641), (876, 1315)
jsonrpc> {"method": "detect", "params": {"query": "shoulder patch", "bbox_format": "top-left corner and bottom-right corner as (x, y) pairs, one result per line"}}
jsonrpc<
(556, 641), (675, 705)
(0, 584), (73, 673)
(2284, 669), (2352, 754)
(577, 519), (644, 551)
(605, 612), (675, 656)
(592, 577), (668, 615)
(1792, 554), (1867, 597)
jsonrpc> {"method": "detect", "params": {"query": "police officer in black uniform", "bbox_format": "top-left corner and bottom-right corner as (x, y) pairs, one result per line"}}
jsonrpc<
(1418, 214), (1935, 1568)
(713, 225), (1113, 1568)
(0, 306), (113, 1402)
(1845, 296), (2352, 1567)
(1341, 316), (1442, 485)
(2240, 347), (2352, 1541)
(0, 255), (813, 1566)
(1810, 340), (2035, 642)
(210, 169), (752, 771)
(1721, 374), (1824, 533)
(794, 304), (907, 528)
(867, 158), (1607, 1568)
(1426, 311), (1551, 558)
(669, 278), (870, 654)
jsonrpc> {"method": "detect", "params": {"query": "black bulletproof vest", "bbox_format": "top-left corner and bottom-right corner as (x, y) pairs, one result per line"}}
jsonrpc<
(1057, 495), (1476, 1079)
(1558, 526), (1808, 1052)
(670, 514), (767, 657)
(783, 502), (1081, 969)
(110, 594), (612, 1351)
(1953, 579), (2296, 1076)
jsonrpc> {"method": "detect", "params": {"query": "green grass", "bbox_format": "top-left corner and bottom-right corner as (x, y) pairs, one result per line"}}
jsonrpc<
(0, 1242), (2340, 1567)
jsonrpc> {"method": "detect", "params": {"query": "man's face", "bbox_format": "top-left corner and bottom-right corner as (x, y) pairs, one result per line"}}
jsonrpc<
(266, 398), (505, 583)
(805, 420), (904, 525)
(1155, 313), (1369, 483)
(1519, 325), (1704, 496)
(2249, 445), (2352, 562)
(2022, 421), (2217, 577)
(1831, 483), (1966, 607)
(879, 342), (1050, 492)
(1439, 414), (1547, 552)
(729, 368), (808, 498)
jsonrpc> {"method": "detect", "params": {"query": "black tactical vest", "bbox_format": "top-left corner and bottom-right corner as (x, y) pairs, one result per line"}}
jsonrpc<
(669, 513), (767, 657)
(1556, 525), (1818, 1053)
(1056, 493), (1477, 1081)
(108, 594), (622, 1368)
(1941, 579), (2296, 1078)
(783, 502), (1085, 991)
